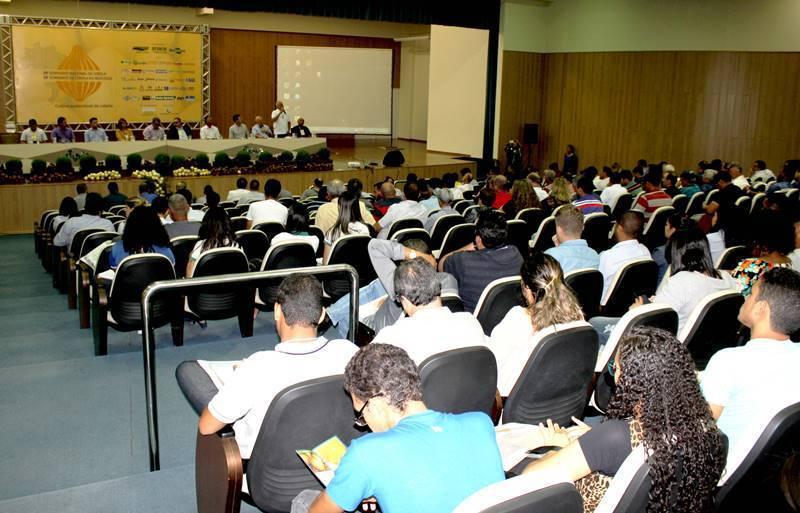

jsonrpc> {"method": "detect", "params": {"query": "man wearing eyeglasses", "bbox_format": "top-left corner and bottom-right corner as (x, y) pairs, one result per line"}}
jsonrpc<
(295, 344), (504, 513)
(175, 274), (357, 461)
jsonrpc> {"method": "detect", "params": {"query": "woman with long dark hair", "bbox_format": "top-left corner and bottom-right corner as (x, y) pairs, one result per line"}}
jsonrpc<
(186, 207), (238, 277)
(272, 202), (319, 253)
(323, 190), (368, 263)
(522, 326), (726, 513)
(109, 206), (174, 268)
(488, 253), (586, 396)
(52, 196), (79, 231)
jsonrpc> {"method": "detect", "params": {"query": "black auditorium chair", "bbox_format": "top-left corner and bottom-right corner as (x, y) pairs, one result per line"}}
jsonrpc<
(229, 216), (248, 232)
(671, 193), (688, 217)
(564, 268), (603, 319)
(419, 347), (497, 416)
(429, 214), (465, 252)
(529, 216), (556, 254)
(306, 225), (325, 259)
(609, 193), (633, 221)
(678, 290), (743, 370)
(255, 240), (317, 311)
(642, 206), (674, 249)
(472, 276), (522, 336)
(685, 191), (706, 218)
(433, 223), (475, 261)
(170, 235), (200, 279)
(65, 228), (106, 309)
(252, 221), (285, 243)
(390, 227), (432, 248)
(515, 208), (547, 233)
(714, 245), (749, 271)
(601, 259), (658, 317)
(234, 229), (270, 269)
(387, 218), (423, 240)
(76, 233), (118, 329)
(323, 234), (376, 303)
(505, 219), (530, 258)
(582, 213), (611, 252)
(453, 480), (583, 513)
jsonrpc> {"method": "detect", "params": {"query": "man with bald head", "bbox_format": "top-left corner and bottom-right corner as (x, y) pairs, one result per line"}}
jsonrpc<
(314, 179), (376, 235)
(165, 193), (201, 239)
(251, 116), (273, 138)
(374, 181), (401, 216)
(271, 101), (291, 138)
(491, 175), (512, 208)
(291, 118), (312, 138)
(597, 211), (651, 304)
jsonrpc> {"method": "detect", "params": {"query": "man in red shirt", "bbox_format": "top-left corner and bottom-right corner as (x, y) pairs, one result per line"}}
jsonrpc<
(632, 171), (672, 221)
(491, 175), (512, 209)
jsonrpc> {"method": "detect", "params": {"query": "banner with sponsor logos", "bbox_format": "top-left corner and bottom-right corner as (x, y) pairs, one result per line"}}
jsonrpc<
(11, 25), (202, 124)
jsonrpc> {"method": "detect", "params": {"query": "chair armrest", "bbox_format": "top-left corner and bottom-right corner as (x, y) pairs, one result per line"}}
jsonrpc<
(196, 427), (243, 513)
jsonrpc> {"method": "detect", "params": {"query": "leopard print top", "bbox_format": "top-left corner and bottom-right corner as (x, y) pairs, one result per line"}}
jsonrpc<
(574, 420), (644, 513)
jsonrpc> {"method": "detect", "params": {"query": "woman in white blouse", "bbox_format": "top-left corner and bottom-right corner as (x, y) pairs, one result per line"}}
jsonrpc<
(488, 253), (586, 396)
(322, 190), (369, 263)
(186, 207), (239, 277)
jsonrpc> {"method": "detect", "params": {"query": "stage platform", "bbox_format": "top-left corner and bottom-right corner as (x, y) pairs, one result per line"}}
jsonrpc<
(0, 138), (474, 234)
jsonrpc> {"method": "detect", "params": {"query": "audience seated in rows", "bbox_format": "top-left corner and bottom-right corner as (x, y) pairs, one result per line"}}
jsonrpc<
(572, 176), (603, 215)
(598, 211), (651, 303)
(525, 172), (550, 202)
(186, 208), (239, 277)
(502, 179), (541, 218)
(592, 166), (611, 191)
(631, 170), (671, 221)
(465, 188), (495, 223)
(165, 194), (201, 238)
(490, 175), (512, 209)
(105, 182), (127, 209)
(543, 177), (572, 212)
(680, 171), (703, 198)
(591, 227), (740, 345)
(245, 178), (288, 227)
(238, 179), (266, 205)
(375, 182), (428, 239)
(295, 343), (504, 513)
(226, 178), (249, 203)
(519, 327), (726, 512)
(599, 171), (627, 207)
(53, 192), (114, 248)
(176, 274), (357, 460)
(300, 178), (323, 201)
(52, 196), (79, 232)
(730, 210), (794, 296)
(315, 179), (376, 234)
(702, 267), (800, 481)
(372, 257), (485, 364)
(488, 253), (586, 396)
(544, 205), (599, 273)
(424, 189), (457, 233)
(74, 183), (87, 210)
(115, 196), (147, 234)
(729, 162), (750, 191)
(323, 190), (370, 263)
(440, 210), (524, 312)
(661, 172), (681, 197)
(109, 206), (174, 269)
(750, 159), (775, 183)
(272, 203), (319, 253)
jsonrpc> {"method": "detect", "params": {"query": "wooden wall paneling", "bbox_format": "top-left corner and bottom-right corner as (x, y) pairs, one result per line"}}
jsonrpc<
(497, 51), (544, 169)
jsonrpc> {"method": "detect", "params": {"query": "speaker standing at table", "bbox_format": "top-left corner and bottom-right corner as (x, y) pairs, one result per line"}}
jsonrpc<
(271, 101), (291, 138)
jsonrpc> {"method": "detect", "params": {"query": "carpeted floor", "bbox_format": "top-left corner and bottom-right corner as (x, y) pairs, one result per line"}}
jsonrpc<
(0, 234), (275, 512)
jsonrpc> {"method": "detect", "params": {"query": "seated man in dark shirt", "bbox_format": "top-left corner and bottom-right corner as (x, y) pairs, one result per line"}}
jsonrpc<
(104, 181), (128, 209)
(701, 171), (744, 232)
(439, 210), (523, 312)
(290, 118), (312, 138)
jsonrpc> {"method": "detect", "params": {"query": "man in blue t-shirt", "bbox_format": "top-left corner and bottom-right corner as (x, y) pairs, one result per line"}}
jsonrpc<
(296, 344), (504, 513)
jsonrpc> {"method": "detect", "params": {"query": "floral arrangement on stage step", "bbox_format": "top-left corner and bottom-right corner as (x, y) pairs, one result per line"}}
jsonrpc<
(85, 170), (122, 181)
(131, 170), (167, 196)
(173, 166), (212, 177)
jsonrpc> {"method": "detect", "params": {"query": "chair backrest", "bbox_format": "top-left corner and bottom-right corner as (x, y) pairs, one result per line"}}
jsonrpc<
(419, 347), (498, 416)
(224, 207), (239, 218)
(595, 446), (651, 513)
(506, 220), (530, 258)
(326, 234), (377, 301)
(503, 323), (598, 426)
(582, 213), (611, 252)
(642, 206), (675, 249)
(453, 199), (470, 214)
(218, 201), (236, 209)
(602, 259), (659, 317)
(387, 217), (424, 240)
(595, 303), (679, 373)
(106, 215), (125, 225)
(170, 235), (199, 279)
(441, 293), (465, 312)
(108, 205), (126, 216)
(750, 192), (766, 214)
(609, 193), (633, 220)
(246, 375), (366, 513)
(453, 479), (583, 513)
(714, 245), (749, 271)
(715, 402), (800, 510)
(703, 188), (719, 206)
(463, 204), (480, 220)
(437, 223), (476, 260)
(685, 191), (706, 217)
(188, 248), (251, 320)
(678, 290), (743, 369)
(306, 225), (325, 258)
(473, 276), (522, 336)
(253, 221), (285, 243)
(516, 208), (547, 232)
(257, 240), (317, 306)
(564, 268), (603, 319)
(390, 227), (431, 248)
(430, 214), (466, 251)
(79, 231), (118, 259)
(278, 197), (295, 207)
(529, 216), (556, 253)
(670, 193), (688, 217)
(191, 203), (204, 210)
(68, 228), (104, 257)
(229, 216), (248, 232)
(109, 254), (176, 330)
(234, 229), (270, 263)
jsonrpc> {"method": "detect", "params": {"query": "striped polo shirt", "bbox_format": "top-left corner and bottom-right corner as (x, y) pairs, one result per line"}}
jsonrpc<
(572, 194), (604, 215)
(633, 190), (672, 220)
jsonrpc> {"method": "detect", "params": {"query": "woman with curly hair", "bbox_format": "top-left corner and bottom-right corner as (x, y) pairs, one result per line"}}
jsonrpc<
(521, 326), (726, 513)
(502, 179), (542, 218)
(487, 252), (586, 396)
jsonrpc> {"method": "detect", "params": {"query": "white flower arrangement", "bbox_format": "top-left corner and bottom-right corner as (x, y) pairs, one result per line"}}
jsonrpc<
(131, 170), (166, 196)
(173, 166), (211, 177)
(85, 170), (122, 181)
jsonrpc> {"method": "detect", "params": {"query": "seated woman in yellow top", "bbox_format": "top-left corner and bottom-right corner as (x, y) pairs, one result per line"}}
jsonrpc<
(115, 118), (135, 141)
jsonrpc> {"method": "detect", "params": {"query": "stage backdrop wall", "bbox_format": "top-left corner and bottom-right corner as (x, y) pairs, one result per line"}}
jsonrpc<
(11, 25), (203, 125)
(498, 51), (800, 172)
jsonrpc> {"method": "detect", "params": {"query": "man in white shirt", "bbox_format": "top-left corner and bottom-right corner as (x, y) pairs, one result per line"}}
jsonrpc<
(251, 116), (273, 138)
(226, 177), (249, 203)
(53, 193), (114, 248)
(374, 182), (429, 239)
(271, 101), (291, 138)
(239, 179), (266, 204)
(246, 178), (288, 227)
(598, 211), (652, 303)
(74, 183), (87, 210)
(20, 118), (48, 143)
(200, 115), (222, 140)
(84, 117), (108, 142)
(228, 113), (249, 139)
(373, 258), (486, 364)
(142, 117), (166, 141)
(593, 166), (610, 191)
(750, 160), (775, 183)
(702, 268), (800, 482)
(729, 162), (750, 191)
(600, 172), (628, 207)
(176, 275), (357, 459)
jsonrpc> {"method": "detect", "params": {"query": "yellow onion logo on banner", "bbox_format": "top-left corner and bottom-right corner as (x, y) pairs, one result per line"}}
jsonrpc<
(56, 45), (102, 101)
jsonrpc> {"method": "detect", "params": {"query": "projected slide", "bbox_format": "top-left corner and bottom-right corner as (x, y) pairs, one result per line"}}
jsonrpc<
(276, 46), (392, 135)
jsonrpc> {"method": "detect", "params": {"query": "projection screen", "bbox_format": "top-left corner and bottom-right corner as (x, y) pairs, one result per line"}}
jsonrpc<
(276, 46), (392, 135)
